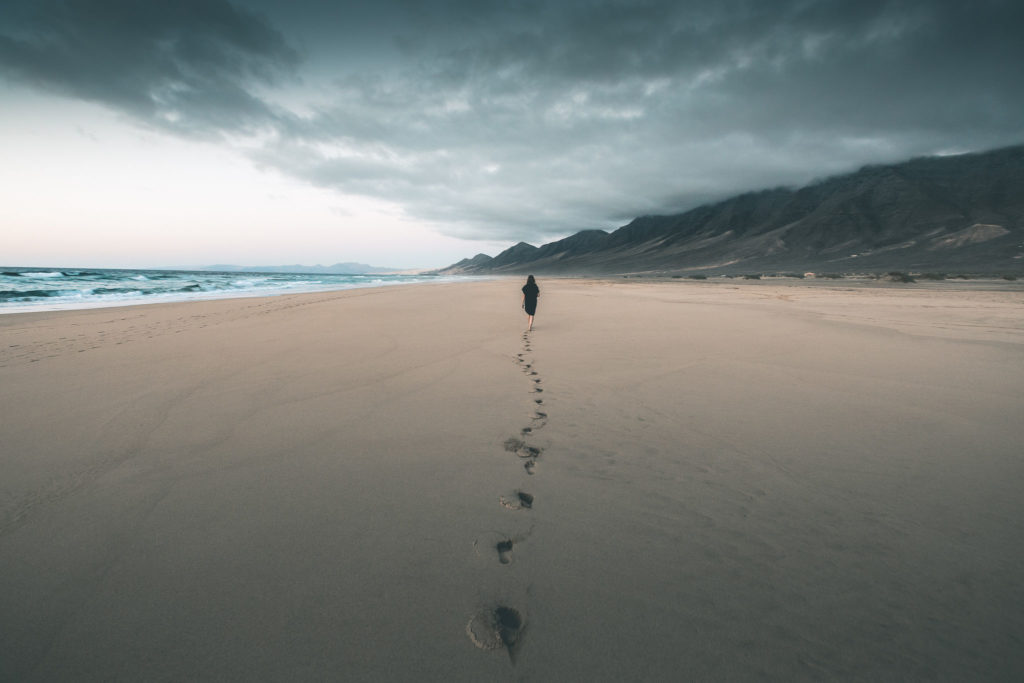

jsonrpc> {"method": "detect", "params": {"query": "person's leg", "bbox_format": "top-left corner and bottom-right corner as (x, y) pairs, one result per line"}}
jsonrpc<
(527, 314), (534, 331)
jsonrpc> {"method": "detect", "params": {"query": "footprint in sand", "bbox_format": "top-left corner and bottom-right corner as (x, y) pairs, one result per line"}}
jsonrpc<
(467, 606), (525, 655)
(496, 539), (514, 564)
(518, 444), (542, 459)
(500, 491), (534, 510)
(503, 436), (525, 452)
(504, 437), (542, 459)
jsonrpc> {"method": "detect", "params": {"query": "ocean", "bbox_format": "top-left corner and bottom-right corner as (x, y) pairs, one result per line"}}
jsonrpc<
(0, 267), (457, 314)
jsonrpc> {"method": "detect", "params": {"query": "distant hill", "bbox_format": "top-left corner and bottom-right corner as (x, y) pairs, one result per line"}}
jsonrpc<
(439, 145), (1024, 275)
(198, 262), (399, 275)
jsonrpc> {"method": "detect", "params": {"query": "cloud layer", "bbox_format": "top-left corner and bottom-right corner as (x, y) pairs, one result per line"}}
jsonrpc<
(3, 0), (1022, 244)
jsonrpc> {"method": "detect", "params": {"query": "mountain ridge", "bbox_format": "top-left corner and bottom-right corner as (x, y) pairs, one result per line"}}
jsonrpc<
(439, 145), (1024, 275)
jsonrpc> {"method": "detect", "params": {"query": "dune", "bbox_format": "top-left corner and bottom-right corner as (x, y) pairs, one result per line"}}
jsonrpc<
(1, 279), (1022, 680)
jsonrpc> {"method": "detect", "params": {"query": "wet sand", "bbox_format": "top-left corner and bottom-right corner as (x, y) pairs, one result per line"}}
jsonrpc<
(1, 279), (1023, 680)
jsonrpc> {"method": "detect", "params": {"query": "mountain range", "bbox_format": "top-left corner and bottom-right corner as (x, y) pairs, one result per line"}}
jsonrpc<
(440, 145), (1024, 275)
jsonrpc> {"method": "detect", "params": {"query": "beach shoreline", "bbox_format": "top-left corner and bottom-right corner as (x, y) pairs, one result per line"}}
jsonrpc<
(0, 267), (479, 315)
(2, 279), (1022, 680)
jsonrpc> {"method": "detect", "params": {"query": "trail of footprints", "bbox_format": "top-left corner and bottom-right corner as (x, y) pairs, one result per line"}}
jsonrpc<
(467, 330), (548, 661)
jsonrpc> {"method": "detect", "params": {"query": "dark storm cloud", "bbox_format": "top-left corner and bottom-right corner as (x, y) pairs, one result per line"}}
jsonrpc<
(0, 0), (298, 137)
(263, 0), (1024, 241)
(3, 0), (1023, 244)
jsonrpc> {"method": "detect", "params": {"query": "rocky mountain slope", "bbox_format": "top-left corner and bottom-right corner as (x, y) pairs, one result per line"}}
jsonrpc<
(441, 145), (1024, 275)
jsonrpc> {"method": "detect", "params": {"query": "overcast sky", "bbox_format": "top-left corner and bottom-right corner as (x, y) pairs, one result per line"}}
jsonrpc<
(2, 0), (1022, 268)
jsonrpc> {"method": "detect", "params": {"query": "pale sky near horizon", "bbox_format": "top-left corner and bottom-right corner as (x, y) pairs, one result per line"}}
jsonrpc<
(2, 0), (1022, 269)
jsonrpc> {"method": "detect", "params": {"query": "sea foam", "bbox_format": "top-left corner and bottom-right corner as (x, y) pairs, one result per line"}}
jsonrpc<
(0, 267), (458, 313)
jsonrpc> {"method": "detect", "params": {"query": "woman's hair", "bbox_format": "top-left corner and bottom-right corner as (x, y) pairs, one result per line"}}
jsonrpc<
(526, 275), (535, 285)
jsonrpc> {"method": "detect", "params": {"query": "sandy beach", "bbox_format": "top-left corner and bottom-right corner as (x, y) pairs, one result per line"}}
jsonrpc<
(2, 278), (1023, 681)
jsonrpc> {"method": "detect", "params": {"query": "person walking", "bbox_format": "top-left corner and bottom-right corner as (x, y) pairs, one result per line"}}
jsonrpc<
(521, 275), (539, 332)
